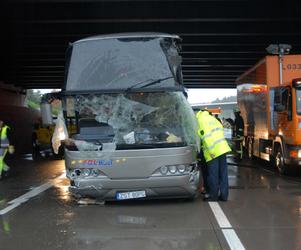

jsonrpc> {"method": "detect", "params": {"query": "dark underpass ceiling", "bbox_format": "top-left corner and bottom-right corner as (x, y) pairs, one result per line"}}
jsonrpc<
(1, 0), (301, 89)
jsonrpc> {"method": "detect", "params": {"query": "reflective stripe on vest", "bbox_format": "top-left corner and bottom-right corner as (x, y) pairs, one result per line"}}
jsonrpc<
(200, 127), (224, 142)
(196, 111), (231, 162)
(0, 125), (9, 140)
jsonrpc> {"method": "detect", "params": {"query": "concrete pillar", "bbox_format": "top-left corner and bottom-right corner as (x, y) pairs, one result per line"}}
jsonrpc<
(0, 82), (40, 154)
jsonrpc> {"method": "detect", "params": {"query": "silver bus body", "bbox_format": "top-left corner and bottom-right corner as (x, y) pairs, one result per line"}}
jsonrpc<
(58, 33), (200, 200)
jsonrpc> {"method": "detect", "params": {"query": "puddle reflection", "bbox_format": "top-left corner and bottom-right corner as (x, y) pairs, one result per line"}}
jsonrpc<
(65, 200), (218, 250)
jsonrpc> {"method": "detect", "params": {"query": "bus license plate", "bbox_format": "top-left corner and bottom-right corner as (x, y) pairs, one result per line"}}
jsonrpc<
(116, 191), (146, 200)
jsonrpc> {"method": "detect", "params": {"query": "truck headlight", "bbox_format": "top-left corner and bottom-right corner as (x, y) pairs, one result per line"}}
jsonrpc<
(290, 150), (301, 158)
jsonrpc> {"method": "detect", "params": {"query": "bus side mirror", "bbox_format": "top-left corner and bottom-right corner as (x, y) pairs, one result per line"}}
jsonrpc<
(274, 103), (286, 112)
(40, 103), (53, 126)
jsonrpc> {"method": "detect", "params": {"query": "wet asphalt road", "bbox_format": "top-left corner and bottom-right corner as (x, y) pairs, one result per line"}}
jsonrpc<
(0, 156), (301, 250)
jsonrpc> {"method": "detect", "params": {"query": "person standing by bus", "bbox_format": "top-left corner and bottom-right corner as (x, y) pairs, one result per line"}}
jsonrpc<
(0, 120), (14, 179)
(196, 111), (231, 201)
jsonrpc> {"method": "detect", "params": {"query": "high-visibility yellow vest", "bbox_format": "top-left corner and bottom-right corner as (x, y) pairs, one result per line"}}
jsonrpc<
(0, 125), (9, 140)
(196, 111), (231, 162)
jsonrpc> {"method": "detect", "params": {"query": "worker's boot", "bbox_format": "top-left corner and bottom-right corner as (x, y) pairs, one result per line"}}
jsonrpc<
(2, 162), (10, 177)
(3, 163), (9, 172)
(3, 163), (9, 177)
(0, 159), (9, 179)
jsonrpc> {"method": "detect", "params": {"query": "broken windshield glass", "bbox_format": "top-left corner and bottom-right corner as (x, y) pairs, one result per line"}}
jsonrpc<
(125, 76), (174, 92)
(60, 91), (199, 151)
(65, 37), (182, 91)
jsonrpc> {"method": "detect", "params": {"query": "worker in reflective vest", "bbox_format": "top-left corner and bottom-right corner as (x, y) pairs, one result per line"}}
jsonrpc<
(196, 111), (231, 201)
(0, 120), (13, 179)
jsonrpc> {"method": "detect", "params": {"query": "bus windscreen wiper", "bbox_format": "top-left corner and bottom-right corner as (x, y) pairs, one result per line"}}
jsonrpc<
(126, 76), (174, 92)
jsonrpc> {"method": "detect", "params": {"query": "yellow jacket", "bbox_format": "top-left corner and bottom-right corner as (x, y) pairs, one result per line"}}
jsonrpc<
(196, 111), (231, 162)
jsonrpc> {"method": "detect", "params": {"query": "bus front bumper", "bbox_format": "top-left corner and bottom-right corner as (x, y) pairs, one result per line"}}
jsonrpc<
(69, 171), (200, 200)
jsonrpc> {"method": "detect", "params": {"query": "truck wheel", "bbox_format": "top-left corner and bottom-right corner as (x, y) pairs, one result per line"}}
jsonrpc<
(275, 147), (287, 175)
(247, 138), (253, 159)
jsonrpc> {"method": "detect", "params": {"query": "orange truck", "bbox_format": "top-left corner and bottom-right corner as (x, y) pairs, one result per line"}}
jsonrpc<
(236, 44), (301, 174)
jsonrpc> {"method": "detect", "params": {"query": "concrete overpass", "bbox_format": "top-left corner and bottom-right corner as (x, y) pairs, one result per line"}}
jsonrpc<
(1, 0), (301, 153)
(1, 0), (301, 90)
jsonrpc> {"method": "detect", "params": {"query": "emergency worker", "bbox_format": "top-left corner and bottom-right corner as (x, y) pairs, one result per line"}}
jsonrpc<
(234, 108), (244, 138)
(196, 111), (231, 201)
(233, 108), (244, 159)
(214, 114), (222, 124)
(0, 120), (14, 179)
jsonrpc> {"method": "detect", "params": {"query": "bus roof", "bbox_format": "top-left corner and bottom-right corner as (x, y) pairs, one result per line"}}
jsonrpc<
(74, 32), (180, 45)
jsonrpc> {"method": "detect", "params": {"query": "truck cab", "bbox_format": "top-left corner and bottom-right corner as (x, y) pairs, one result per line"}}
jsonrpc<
(237, 45), (301, 174)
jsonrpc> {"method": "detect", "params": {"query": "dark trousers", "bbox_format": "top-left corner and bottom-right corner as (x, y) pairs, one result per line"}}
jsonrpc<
(206, 153), (229, 200)
(200, 163), (209, 192)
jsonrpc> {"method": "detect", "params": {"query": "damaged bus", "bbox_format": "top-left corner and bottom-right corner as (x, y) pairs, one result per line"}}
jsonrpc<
(49, 33), (200, 201)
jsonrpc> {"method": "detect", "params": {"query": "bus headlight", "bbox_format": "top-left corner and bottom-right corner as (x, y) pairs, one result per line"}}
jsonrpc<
(82, 168), (91, 177)
(177, 165), (186, 173)
(74, 169), (81, 176)
(298, 150), (301, 158)
(168, 165), (177, 174)
(160, 166), (168, 175)
(92, 169), (100, 177)
(152, 164), (196, 177)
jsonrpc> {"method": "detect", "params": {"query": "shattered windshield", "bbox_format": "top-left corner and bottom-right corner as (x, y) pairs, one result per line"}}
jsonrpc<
(66, 37), (182, 91)
(64, 92), (199, 150)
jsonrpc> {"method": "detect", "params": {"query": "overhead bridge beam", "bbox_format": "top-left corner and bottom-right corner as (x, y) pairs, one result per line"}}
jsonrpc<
(182, 65), (252, 68)
(18, 18), (301, 24)
(184, 84), (237, 89)
(179, 33), (301, 36)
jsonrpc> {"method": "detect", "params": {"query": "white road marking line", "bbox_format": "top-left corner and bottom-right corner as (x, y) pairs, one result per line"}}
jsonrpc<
(208, 202), (245, 250)
(0, 172), (66, 216)
(8, 182), (53, 205)
(222, 229), (246, 250)
(208, 202), (232, 228)
(0, 203), (20, 215)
